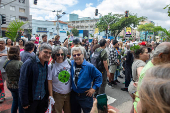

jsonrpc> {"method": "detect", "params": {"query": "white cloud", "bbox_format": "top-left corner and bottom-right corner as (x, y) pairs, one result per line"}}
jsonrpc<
(86, 3), (93, 8)
(30, 0), (78, 20)
(71, 0), (170, 29)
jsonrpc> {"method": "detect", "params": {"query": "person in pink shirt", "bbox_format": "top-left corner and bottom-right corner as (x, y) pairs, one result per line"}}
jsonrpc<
(35, 34), (39, 44)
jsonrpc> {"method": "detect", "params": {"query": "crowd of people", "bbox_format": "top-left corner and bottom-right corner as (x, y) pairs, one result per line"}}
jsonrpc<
(0, 34), (170, 113)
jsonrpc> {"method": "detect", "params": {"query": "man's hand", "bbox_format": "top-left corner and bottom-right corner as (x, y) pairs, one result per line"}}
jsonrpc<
(86, 88), (95, 97)
(0, 53), (5, 57)
(107, 71), (110, 78)
(23, 105), (30, 109)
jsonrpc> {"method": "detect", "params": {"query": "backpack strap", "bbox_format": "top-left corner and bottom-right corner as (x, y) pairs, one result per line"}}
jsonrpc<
(3, 60), (12, 69)
(67, 58), (71, 66)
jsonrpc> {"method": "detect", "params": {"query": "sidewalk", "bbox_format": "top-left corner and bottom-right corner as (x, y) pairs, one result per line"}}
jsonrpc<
(0, 82), (12, 113)
(0, 82), (119, 113)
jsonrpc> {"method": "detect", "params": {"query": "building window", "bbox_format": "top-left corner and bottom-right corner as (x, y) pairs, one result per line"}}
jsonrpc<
(10, 16), (16, 20)
(37, 27), (47, 31)
(50, 32), (53, 36)
(19, 16), (27, 21)
(19, 8), (25, 13)
(0, 4), (5, 9)
(10, 6), (15, 11)
(19, 0), (25, 3)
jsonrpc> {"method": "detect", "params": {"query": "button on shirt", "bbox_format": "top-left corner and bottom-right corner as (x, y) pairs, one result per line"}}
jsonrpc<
(34, 56), (47, 100)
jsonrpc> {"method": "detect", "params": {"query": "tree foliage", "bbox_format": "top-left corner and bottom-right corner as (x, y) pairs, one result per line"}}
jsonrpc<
(164, 4), (170, 17)
(67, 31), (70, 36)
(153, 26), (170, 41)
(137, 23), (155, 32)
(5, 20), (25, 41)
(96, 13), (146, 39)
(71, 28), (79, 36)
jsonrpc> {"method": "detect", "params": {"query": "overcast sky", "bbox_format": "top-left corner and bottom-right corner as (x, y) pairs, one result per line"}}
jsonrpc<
(30, 0), (170, 29)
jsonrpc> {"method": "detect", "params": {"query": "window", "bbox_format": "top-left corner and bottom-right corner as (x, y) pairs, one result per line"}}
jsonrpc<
(19, 16), (27, 21)
(19, 0), (25, 3)
(10, 16), (16, 20)
(19, 8), (25, 13)
(50, 32), (53, 36)
(0, 4), (5, 9)
(10, 6), (15, 11)
(37, 27), (47, 31)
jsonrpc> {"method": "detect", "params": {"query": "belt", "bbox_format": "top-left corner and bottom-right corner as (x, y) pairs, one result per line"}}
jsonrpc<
(72, 90), (87, 96)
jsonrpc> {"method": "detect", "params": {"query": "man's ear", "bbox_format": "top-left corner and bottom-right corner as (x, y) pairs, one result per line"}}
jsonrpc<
(158, 53), (163, 58)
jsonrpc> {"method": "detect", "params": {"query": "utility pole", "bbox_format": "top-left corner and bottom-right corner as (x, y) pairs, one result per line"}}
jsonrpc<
(0, 15), (2, 37)
(52, 10), (66, 35)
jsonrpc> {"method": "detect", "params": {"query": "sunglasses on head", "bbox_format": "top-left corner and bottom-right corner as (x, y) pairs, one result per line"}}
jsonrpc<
(73, 53), (81, 57)
(56, 53), (64, 56)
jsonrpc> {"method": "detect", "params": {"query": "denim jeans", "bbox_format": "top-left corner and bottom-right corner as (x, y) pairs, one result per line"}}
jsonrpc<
(114, 66), (120, 80)
(8, 88), (24, 113)
(70, 91), (93, 113)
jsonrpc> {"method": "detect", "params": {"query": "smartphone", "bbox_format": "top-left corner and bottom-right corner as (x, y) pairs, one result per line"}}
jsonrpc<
(96, 94), (107, 112)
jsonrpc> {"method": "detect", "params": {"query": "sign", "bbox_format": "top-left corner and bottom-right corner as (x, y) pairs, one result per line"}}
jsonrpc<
(126, 27), (131, 35)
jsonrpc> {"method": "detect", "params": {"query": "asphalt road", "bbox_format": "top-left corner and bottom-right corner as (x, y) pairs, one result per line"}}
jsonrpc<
(105, 72), (133, 113)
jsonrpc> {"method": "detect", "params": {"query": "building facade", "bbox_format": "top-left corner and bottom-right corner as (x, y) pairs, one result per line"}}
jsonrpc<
(32, 19), (72, 42)
(0, 0), (32, 36)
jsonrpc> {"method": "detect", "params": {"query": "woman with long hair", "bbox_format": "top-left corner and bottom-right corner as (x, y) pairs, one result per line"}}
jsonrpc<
(6, 38), (13, 50)
(90, 38), (98, 54)
(128, 46), (149, 113)
(137, 63), (170, 113)
(3, 46), (24, 113)
(18, 39), (25, 52)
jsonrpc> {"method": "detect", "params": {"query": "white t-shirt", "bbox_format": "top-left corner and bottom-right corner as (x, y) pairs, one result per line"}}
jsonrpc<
(0, 47), (8, 72)
(48, 59), (71, 94)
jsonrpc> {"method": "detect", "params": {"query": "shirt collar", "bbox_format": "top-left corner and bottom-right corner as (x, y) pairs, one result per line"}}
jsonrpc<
(36, 56), (40, 63)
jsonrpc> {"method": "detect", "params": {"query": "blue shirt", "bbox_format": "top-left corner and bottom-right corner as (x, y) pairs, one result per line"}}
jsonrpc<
(34, 56), (47, 100)
(71, 59), (102, 93)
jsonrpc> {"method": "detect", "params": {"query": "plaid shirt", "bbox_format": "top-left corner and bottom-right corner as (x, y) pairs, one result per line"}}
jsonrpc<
(109, 47), (118, 65)
(34, 56), (47, 100)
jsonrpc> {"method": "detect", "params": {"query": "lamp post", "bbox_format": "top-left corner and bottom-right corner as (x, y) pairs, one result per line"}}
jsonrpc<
(52, 10), (66, 35)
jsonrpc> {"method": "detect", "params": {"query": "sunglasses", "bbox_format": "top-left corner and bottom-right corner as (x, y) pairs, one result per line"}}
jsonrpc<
(73, 53), (81, 57)
(56, 53), (64, 57)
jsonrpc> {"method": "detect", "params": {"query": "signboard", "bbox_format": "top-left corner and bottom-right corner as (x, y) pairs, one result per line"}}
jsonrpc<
(126, 27), (131, 35)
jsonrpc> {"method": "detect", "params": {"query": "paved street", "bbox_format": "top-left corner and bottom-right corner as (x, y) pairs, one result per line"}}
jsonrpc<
(106, 73), (132, 113)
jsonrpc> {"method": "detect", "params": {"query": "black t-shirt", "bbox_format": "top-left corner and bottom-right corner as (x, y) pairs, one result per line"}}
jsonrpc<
(74, 64), (82, 86)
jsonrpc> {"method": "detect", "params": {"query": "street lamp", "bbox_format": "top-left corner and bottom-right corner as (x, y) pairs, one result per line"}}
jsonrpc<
(52, 10), (66, 35)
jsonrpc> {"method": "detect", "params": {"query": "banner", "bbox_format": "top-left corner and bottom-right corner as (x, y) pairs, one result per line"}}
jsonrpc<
(126, 27), (131, 35)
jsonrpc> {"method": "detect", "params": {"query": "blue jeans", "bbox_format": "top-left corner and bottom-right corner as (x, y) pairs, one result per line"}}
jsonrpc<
(114, 66), (120, 80)
(8, 88), (24, 113)
(70, 91), (93, 113)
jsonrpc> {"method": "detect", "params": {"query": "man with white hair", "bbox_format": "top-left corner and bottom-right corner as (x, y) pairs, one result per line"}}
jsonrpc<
(0, 38), (8, 102)
(134, 42), (170, 113)
(70, 46), (102, 113)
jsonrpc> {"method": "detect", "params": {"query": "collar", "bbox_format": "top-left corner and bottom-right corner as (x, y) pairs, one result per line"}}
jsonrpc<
(36, 56), (40, 63)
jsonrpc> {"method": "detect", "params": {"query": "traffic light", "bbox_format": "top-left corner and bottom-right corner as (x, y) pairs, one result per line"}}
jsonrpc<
(1, 15), (6, 25)
(125, 11), (129, 18)
(95, 9), (98, 16)
(34, 0), (37, 5)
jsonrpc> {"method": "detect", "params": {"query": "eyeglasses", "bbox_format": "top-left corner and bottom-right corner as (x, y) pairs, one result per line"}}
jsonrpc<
(56, 53), (64, 57)
(73, 53), (81, 57)
(19, 41), (23, 42)
(43, 51), (52, 55)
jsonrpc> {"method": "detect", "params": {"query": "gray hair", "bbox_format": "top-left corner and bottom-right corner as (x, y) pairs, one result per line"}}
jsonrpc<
(51, 46), (68, 61)
(37, 43), (52, 56)
(71, 46), (84, 55)
(0, 38), (6, 43)
(139, 63), (170, 113)
(152, 45), (170, 58)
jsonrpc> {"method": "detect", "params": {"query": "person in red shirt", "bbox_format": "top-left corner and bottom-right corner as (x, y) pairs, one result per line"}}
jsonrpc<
(35, 34), (39, 45)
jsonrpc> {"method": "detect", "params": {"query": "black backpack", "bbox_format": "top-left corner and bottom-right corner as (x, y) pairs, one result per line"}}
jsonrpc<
(91, 49), (105, 71)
